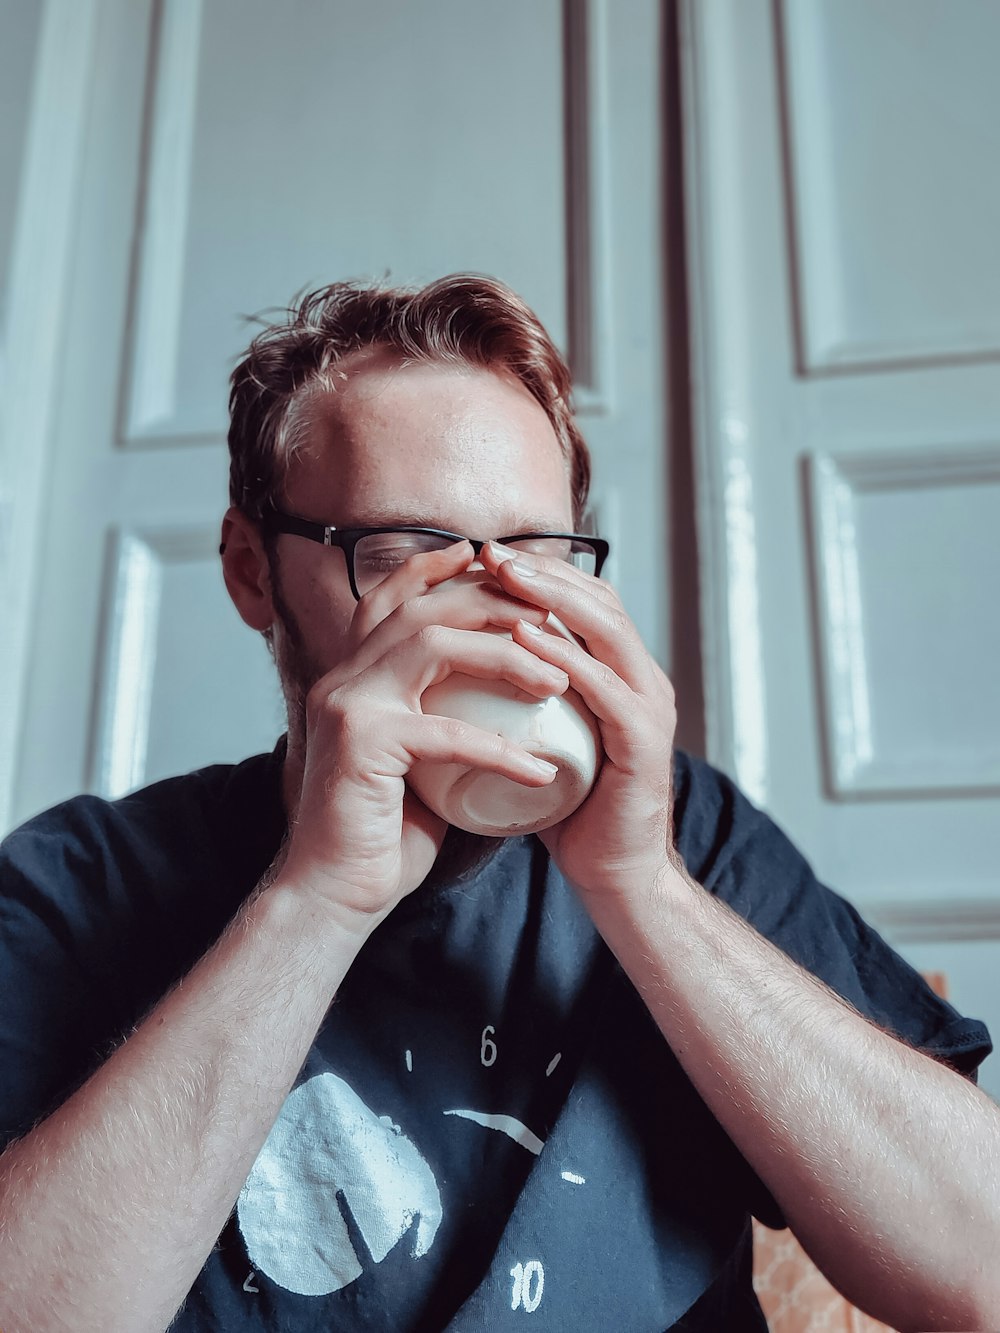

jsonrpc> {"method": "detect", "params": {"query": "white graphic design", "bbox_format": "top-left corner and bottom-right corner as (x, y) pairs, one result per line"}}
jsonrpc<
(443, 1108), (544, 1155)
(560, 1170), (585, 1185)
(545, 1053), (561, 1076)
(242, 1270), (259, 1293)
(238, 1073), (442, 1296)
(405, 1049), (413, 1072)
(481, 1024), (498, 1066)
(510, 1259), (545, 1312)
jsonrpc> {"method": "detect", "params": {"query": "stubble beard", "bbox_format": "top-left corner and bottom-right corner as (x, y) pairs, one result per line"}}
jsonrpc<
(266, 553), (505, 891)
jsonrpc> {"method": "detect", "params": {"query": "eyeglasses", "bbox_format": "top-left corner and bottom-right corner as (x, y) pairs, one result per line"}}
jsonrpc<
(261, 509), (610, 601)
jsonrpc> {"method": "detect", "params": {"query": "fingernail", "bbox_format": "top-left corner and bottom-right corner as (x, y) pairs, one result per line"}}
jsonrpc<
(531, 757), (558, 776)
(510, 559), (536, 578)
(519, 619), (543, 635)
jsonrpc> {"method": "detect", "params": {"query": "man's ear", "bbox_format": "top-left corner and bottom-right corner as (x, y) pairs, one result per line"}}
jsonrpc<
(220, 506), (275, 632)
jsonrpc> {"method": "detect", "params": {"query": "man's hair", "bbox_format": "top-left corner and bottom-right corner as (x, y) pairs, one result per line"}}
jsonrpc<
(227, 274), (591, 528)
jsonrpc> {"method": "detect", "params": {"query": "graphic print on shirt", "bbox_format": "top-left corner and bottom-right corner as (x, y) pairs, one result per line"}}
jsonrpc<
(236, 1072), (443, 1296)
(443, 1107), (544, 1155)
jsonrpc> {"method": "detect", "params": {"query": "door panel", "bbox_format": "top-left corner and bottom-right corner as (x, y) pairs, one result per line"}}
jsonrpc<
(0, 0), (42, 296)
(124, 0), (568, 445)
(781, 0), (1000, 370)
(682, 0), (1000, 1095)
(809, 448), (1000, 796)
(92, 524), (285, 798)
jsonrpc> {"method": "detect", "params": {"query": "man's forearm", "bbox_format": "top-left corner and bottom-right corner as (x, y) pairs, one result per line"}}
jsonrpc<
(0, 876), (371, 1332)
(582, 863), (1000, 1332)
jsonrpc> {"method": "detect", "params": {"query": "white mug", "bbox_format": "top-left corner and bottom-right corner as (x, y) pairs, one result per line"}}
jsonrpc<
(407, 616), (602, 836)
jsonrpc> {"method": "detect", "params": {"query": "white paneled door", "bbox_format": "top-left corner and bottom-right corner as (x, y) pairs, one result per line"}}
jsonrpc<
(4, 0), (667, 829)
(682, 0), (1000, 1095)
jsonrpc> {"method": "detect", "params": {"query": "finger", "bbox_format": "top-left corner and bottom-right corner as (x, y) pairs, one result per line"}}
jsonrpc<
(372, 624), (571, 704)
(351, 540), (477, 638)
(394, 713), (560, 787)
(490, 551), (652, 693)
(479, 539), (619, 606)
(510, 619), (673, 768)
(395, 573), (549, 631)
(346, 579), (551, 676)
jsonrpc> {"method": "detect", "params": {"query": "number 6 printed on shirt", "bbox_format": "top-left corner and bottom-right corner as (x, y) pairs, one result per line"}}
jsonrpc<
(481, 1024), (497, 1067)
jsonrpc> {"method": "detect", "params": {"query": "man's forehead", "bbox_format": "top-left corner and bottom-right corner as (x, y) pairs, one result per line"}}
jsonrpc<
(304, 355), (554, 436)
(343, 504), (573, 533)
(284, 355), (574, 526)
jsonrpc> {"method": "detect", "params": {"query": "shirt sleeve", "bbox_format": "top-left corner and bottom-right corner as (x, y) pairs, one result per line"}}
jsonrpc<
(672, 751), (993, 1078)
(670, 752), (994, 1229)
(0, 804), (118, 1151)
(0, 755), (284, 1156)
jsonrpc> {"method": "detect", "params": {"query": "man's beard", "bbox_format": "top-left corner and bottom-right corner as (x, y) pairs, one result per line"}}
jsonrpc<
(267, 555), (504, 890)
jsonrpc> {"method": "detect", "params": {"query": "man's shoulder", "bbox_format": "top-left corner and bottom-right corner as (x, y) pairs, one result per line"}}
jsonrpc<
(670, 748), (767, 877)
(1, 745), (286, 886)
(669, 748), (823, 914)
(0, 747), (288, 1016)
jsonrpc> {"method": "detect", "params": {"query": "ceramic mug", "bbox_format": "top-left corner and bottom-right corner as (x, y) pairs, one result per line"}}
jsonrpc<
(407, 615), (601, 836)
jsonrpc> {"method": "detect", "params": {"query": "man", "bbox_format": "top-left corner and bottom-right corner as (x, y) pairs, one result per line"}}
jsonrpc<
(0, 275), (996, 1332)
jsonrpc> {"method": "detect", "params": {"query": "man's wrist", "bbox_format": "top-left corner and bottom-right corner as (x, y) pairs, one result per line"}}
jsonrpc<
(651, 852), (698, 902)
(249, 873), (385, 970)
(571, 852), (689, 932)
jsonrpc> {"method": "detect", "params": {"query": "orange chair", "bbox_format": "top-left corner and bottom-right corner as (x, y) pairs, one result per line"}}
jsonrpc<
(751, 973), (950, 1333)
(752, 1219), (895, 1332)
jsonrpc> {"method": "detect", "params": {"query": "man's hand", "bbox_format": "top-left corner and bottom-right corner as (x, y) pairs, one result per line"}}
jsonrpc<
(479, 540), (678, 899)
(279, 541), (570, 931)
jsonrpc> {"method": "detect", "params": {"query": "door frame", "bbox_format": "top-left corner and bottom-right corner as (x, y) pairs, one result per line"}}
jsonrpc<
(1, 0), (102, 834)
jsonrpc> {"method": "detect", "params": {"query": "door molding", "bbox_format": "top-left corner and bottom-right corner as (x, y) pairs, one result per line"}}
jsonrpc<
(867, 899), (1000, 946)
(563, 0), (613, 416)
(122, 0), (204, 445)
(678, 0), (769, 805)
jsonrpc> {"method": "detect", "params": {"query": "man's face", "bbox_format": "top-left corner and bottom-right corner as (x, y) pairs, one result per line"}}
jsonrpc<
(265, 352), (575, 878)
(268, 352), (575, 699)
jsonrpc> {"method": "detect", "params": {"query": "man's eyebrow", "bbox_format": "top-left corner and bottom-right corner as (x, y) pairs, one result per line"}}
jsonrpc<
(345, 510), (573, 533)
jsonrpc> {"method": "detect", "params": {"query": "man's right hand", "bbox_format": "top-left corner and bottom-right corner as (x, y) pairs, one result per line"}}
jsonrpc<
(276, 541), (570, 932)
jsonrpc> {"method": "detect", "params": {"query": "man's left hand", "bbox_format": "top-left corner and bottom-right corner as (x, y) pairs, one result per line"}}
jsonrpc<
(479, 541), (678, 900)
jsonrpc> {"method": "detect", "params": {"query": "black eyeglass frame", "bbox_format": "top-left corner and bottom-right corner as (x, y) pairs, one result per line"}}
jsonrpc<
(261, 509), (610, 601)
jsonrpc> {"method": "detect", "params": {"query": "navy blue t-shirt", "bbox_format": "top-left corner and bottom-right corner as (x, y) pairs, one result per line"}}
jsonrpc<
(0, 746), (991, 1330)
